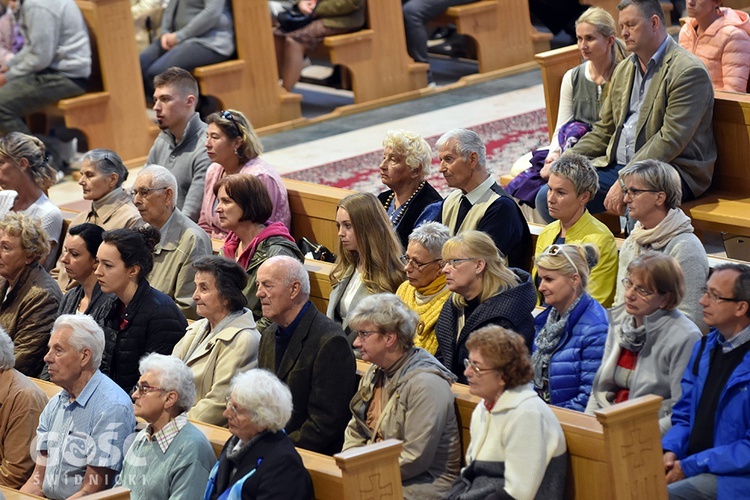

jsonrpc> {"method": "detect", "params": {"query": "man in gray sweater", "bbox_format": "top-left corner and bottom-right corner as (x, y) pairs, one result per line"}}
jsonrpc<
(146, 67), (209, 221)
(0, 0), (91, 134)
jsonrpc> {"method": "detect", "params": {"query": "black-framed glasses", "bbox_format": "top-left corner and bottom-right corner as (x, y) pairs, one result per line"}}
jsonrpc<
(701, 286), (744, 304)
(354, 330), (383, 340)
(621, 187), (660, 198)
(400, 255), (441, 270)
(540, 244), (579, 275)
(621, 278), (655, 298)
(130, 186), (167, 199)
(440, 258), (475, 269)
(221, 110), (242, 136)
(131, 383), (168, 397)
(463, 358), (499, 375)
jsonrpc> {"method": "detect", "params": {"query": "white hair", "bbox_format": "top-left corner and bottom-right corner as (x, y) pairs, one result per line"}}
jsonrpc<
(139, 353), (197, 413)
(264, 255), (310, 296)
(53, 315), (105, 370)
(139, 164), (179, 201)
(435, 128), (487, 168)
(0, 327), (14, 370)
(230, 369), (292, 432)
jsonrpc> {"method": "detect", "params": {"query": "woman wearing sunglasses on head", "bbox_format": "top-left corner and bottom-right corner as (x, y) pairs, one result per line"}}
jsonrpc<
(533, 243), (608, 412)
(533, 152), (618, 307)
(585, 252), (701, 435)
(435, 230), (537, 384)
(199, 109), (290, 239)
(613, 159), (709, 331)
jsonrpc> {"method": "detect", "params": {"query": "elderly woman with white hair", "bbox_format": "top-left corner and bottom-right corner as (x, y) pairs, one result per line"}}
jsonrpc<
(614, 159), (709, 330)
(0, 212), (62, 377)
(204, 369), (313, 499)
(116, 353), (216, 499)
(534, 152), (618, 307)
(377, 129), (442, 249)
(343, 293), (461, 498)
(396, 221), (451, 355)
(0, 327), (48, 488)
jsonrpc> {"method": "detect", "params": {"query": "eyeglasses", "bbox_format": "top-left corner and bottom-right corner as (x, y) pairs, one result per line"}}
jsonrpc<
(225, 395), (248, 415)
(130, 186), (167, 199)
(131, 383), (168, 397)
(221, 110), (242, 136)
(400, 255), (441, 270)
(541, 244), (578, 275)
(621, 187), (660, 198)
(440, 258), (475, 269)
(354, 330), (383, 340)
(463, 358), (499, 375)
(621, 278), (655, 298)
(701, 286), (744, 304)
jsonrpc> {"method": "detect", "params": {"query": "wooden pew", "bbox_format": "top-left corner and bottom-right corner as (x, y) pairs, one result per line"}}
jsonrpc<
(191, 420), (404, 499)
(536, 44), (750, 237)
(435, 0), (551, 74)
(192, 0), (303, 129)
(355, 360), (667, 499)
(35, 0), (152, 166)
(322, 0), (429, 104)
(0, 483), (130, 499)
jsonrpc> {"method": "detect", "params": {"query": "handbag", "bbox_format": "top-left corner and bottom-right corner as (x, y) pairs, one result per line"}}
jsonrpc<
(277, 5), (316, 33)
(298, 237), (336, 263)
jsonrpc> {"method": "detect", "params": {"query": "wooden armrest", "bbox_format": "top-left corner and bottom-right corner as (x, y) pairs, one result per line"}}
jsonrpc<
(57, 92), (110, 110)
(193, 60), (245, 77)
(324, 29), (374, 48)
(445, 0), (499, 16)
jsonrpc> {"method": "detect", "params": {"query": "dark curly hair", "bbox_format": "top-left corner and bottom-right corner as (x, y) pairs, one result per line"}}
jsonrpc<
(465, 325), (533, 389)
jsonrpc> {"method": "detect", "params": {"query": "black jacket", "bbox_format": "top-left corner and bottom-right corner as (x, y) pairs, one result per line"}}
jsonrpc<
(208, 431), (313, 500)
(103, 280), (186, 391)
(378, 181), (443, 250)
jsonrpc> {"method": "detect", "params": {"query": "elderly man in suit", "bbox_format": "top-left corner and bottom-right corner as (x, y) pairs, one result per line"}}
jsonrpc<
(132, 164), (212, 319)
(553, 0), (716, 218)
(256, 255), (357, 455)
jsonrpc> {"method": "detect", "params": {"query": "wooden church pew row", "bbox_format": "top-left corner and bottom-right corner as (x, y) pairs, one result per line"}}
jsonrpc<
(322, 0), (429, 104)
(192, 0), (303, 130)
(533, 44), (750, 237)
(30, 0), (153, 167)
(0, 484), (130, 499)
(354, 359), (667, 499)
(191, 420), (404, 499)
(434, 0), (551, 74)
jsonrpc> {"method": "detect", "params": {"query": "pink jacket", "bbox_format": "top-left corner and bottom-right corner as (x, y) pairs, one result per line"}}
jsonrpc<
(679, 7), (750, 93)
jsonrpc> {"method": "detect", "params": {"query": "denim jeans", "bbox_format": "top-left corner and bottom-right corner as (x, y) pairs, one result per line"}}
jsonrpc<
(668, 473), (717, 500)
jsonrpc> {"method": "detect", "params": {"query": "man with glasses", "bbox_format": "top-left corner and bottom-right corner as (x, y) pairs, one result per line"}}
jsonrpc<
(255, 256), (356, 455)
(560, 0), (715, 215)
(132, 165), (211, 319)
(147, 67), (210, 221)
(21, 315), (136, 499)
(662, 264), (750, 499)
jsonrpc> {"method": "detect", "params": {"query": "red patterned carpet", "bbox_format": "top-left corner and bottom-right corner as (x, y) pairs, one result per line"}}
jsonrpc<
(283, 108), (549, 195)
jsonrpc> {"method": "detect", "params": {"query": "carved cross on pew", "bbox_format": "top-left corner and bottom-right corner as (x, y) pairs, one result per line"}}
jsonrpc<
(360, 473), (395, 499)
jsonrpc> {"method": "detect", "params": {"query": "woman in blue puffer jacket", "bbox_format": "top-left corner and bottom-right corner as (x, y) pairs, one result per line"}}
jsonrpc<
(532, 243), (607, 411)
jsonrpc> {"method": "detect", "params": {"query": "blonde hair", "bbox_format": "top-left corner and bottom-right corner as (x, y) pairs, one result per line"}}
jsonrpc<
(330, 193), (405, 294)
(576, 7), (628, 66)
(442, 231), (519, 307)
(382, 129), (433, 179)
(535, 243), (600, 291)
(0, 132), (56, 191)
(0, 212), (50, 263)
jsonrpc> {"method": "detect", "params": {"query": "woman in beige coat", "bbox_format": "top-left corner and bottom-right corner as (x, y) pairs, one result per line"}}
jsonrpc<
(172, 255), (260, 426)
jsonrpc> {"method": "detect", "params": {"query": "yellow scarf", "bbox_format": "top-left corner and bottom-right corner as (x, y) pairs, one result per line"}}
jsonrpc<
(396, 275), (450, 355)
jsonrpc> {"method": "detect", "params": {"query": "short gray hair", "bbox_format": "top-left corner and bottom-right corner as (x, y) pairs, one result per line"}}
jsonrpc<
(435, 129), (487, 168)
(550, 153), (599, 198)
(139, 164), (179, 201)
(408, 222), (451, 258)
(230, 369), (292, 432)
(81, 149), (129, 187)
(0, 327), (14, 370)
(263, 255), (310, 296)
(139, 353), (197, 413)
(348, 293), (418, 351)
(619, 159), (682, 209)
(53, 315), (105, 370)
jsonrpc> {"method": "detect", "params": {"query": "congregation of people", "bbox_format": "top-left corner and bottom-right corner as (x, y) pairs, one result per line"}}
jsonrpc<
(0, 0), (750, 498)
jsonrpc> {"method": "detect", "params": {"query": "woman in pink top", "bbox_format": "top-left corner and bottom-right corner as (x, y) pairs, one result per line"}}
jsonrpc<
(679, 0), (750, 93)
(199, 109), (291, 239)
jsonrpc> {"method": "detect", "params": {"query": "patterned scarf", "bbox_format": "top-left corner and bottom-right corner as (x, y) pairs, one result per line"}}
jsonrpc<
(616, 315), (648, 352)
(532, 295), (582, 402)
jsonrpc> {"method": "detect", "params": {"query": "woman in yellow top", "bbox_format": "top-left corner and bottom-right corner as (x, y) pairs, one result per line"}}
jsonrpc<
(396, 222), (451, 355)
(534, 153), (618, 307)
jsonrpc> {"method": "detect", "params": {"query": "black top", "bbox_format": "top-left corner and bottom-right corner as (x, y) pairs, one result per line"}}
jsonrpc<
(378, 181), (442, 250)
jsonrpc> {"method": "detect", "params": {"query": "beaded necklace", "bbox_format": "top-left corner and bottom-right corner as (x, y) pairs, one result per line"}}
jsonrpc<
(383, 181), (425, 227)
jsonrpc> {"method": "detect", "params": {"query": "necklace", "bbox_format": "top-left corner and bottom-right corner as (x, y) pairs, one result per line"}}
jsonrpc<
(383, 181), (425, 227)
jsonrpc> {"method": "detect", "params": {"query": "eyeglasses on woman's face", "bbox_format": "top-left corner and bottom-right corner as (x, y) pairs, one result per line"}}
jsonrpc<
(621, 277), (655, 298)
(440, 258), (475, 269)
(131, 383), (167, 397)
(463, 357), (499, 375)
(401, 255), (441, 270)
(620, 186), (661, 198)
(354, 330), (383, 340)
